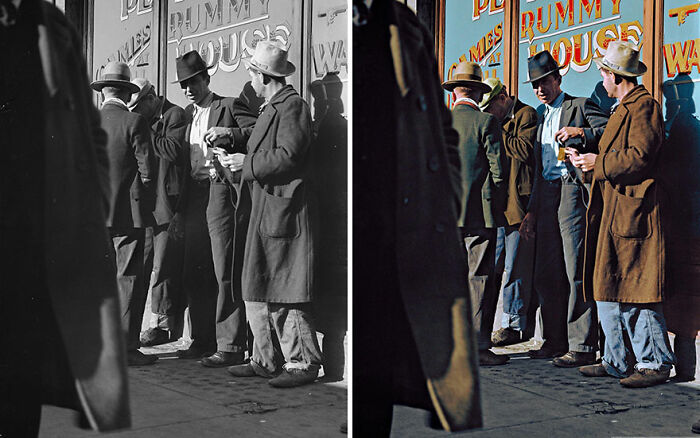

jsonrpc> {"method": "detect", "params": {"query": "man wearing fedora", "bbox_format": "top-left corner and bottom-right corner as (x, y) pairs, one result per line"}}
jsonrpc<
(479, 77), (538, 347)
(519, 50), (608, 367)
(575, 40), (675, 387)
(222, 40), (323, 388)
(128, 78), (188, 347)
(91, 61), (157, 366)
(172, 50), (256, 367)
(443, 61), (509, 366)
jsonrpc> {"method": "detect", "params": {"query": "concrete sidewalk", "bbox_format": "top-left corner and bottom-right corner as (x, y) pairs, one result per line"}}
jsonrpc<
(392, 338), (700, 437)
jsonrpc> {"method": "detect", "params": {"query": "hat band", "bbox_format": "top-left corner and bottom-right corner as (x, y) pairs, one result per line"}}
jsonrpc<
(250, 57), (271, 72)
(601, 57), (635, 73)
(102, 73), (131, 82)
(451, 73), (483, 82)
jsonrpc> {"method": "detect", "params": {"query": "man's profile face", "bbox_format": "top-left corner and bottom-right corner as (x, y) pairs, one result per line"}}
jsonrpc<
(180, 73), (210, 105)
(247, 68), (265, 98)
(131, 93), (158, 119)
(532, 74), (561, 105)
(600, 68), (616, 98)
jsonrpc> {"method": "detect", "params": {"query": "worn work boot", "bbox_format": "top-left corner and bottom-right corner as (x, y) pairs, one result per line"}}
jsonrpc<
(692, 418), (700, 434)
(491, 327), (522, 347)
(268, 367), (319, 388)
(528, 343), (567, 359)
(619, 368), (670, 388)
(553, 351), (597, 368)
(127, 350), (158, 366)
(479, 349), (509, 366)
(201, 351), (244, 368)
(140, 327), (172, 347)
(579, 363), (612, 377)
(227, 363), (260, 378)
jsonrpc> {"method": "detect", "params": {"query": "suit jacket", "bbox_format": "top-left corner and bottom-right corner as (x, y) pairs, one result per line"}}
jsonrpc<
(502, 99), (537, 225)
(452, 104), (507, 229)
(528, 93), (608, 214)
(100, 101), (155, 228)
(583, 85), (666, 304)
(150, 98), (187, 225)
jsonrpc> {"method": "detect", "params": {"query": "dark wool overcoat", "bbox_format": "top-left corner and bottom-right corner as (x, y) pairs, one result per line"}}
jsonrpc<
(583, 85), (667, 303)
(41, 2), (130, 431)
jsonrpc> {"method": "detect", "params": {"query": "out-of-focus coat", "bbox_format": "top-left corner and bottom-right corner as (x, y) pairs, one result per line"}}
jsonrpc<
(583, 85), (666, 303)
(41, 2), (130, 431)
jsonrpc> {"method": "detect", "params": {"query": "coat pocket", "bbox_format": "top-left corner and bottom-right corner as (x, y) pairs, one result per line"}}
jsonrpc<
(259, 191), (300, 239)
(610, 181), (654, 239)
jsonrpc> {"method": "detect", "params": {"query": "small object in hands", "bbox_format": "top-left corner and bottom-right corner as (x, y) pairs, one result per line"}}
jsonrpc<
(212, 136), (234, 153)
(557, 146), (567, 161)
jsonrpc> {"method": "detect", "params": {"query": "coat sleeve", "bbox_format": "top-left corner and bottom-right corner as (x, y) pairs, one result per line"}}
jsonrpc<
(504, 105), (537, 166)
(593, 99), (664, 185)
(132, 114), (155, 186)
(581, 98), (608, 151)
(485, 115), (508, 215)
(152, 106), (187, 163)
(241, 99), (311, 185)
(230, 88), (260, 150)
(526, 112), (544, 214)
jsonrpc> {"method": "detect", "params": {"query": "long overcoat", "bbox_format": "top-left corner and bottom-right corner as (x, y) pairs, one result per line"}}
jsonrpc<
(389, 2), (481, 431)
(502, 99), (537, 225)
(583, 85), (666, 303)
(41, 3), (130, 431)
(239, 85), (316, 303)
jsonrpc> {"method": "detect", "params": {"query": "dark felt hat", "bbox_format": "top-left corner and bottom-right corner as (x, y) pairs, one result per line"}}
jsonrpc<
(172, 50), (214, 84)
(523, 50), (564, 83)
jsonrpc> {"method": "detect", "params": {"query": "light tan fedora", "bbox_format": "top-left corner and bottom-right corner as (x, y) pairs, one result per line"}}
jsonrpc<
(244, 40), (296, 78)
(442, 61), (491, 93)
(479, 77), (505, 110)
(127, 77), (154, 109)
(90, 61), (139, 93)
(593, 40), (647, 77)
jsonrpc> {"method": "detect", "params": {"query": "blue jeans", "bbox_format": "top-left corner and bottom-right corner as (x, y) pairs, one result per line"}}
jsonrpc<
(597, 301), (675, 377)
(495, 225), (535, 332)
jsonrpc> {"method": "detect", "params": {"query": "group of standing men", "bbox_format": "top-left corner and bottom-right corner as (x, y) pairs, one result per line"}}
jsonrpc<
(448, 40), (677, 387)
(90, 40), (332, 388)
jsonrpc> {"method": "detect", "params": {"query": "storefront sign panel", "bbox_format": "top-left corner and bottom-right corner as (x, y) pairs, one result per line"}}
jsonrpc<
(662, 0), (700, 118)
(444, 0), (505, 107)
(166, 0), (302, 108)
(517, 0), (643, 111)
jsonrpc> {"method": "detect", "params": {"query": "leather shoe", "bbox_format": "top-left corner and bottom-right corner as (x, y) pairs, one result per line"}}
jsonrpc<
(201, 351), (244, 368)
(227, 363), (260, 377)
(127, 350), (158, 366)
(619, 368), (670, 388)
(268, 367), (319, 388)
(579, 363), (611, 377)
(692, 418), (700, 434)
(479, 349), (509, 366)
(552, 351), (596, 368)
(528, 344), (567, 359)
(177, 344), (214, 359)
(140, 328), (172, 347)
(491, 327), (522, 347)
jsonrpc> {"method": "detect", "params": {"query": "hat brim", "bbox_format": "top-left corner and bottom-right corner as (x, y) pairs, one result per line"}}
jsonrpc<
(171, 62), (217, 84)
(442, 79), (492, 93)
(523, 66), (564, 84)
(90, 79), (140, 94)
(243, 58), (296, 78)
(127, 84), (154, 109)
(593, 57), (647, 77)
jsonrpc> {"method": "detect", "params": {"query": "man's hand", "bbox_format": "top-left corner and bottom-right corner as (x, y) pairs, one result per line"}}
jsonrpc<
(203, 127), (231, 146)
(218, 152), (245, 172)
(554, 126), (584, 143)
(519, 212), (536, 241)
(570, 151), (598, 172)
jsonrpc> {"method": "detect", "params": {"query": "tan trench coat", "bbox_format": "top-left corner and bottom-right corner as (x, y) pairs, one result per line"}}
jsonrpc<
(41, 3), (130, 431)
(583, 85), (666, 303)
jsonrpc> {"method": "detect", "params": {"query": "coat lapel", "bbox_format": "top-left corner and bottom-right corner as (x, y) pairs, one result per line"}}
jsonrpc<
(207, 94), (223, 129)
(558, 94), (575, 130)
(598, 104), (628, 155)
(247, 105), (277, 154)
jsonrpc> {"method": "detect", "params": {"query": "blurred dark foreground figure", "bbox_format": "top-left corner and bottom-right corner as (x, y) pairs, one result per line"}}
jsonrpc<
(353, 0), (481, 436)
(0, 0), (130, 436)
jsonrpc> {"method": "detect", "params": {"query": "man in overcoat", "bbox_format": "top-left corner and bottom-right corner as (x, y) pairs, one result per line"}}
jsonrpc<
(443, 61), (509, 366)
(128, 78), (188, 346)
(0, 0), (129, 434)
(576, 40), (675, 387)
(223, 40), (323, 388)
(353, 1), (481, 434)
(173, 51), (254, 367)
(519, 51), (608, 367)
(479, 78), (538, 346)
(91, 62), (157, 367)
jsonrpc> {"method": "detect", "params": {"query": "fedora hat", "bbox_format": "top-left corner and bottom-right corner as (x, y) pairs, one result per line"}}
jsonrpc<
(593, 40), (646, 77)
(244, 40), (295, 77)
(442, 61), (491, 93)
(479, 77), (505, 110)
(127, 77), (154, 109)
(523, 51), (564, 83)
(90, 61), (139, 93)
(172, 50), (214, 84)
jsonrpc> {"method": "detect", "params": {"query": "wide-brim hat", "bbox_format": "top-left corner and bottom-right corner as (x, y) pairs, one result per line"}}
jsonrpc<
(593, 40), (647, 77)
(172, 50), (215, 84)
(442, 61), (491, 92)
(127, 77), (154, 109)
(243, 40), (296, 78)
(479, 77), (505, 110)
(90, 61), (139, 93)
(523, 50), (564, 84)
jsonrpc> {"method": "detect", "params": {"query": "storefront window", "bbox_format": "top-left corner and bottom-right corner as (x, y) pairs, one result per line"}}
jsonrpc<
(517, 0), (643, 111)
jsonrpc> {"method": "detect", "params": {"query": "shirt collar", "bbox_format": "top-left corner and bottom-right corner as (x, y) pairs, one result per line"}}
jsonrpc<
(102, 97), (128, 110)
(454, 97), (480, 110)
(545, 92), (565, 113)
